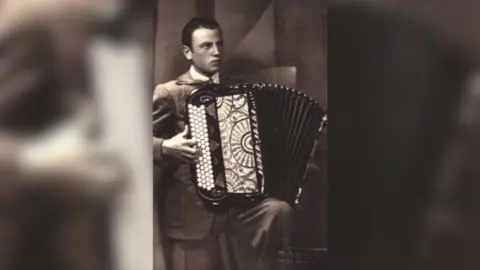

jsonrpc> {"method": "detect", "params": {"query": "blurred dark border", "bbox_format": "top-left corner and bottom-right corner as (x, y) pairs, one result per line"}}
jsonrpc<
(327, 2), (476, 270)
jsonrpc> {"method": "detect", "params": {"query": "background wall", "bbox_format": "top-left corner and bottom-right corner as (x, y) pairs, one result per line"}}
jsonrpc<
(155, 0), (327, 108)
(154, 0), (328, 249)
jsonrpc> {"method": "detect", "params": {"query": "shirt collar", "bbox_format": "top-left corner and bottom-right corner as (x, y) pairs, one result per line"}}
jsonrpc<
(189, 65), (220, 84)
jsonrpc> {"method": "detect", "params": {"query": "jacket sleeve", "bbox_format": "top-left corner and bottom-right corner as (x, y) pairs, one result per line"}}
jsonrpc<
(152, 84), (176, 167)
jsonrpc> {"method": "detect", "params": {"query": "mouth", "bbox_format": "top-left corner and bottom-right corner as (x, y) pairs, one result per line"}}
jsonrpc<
(211, 59), (221, 65)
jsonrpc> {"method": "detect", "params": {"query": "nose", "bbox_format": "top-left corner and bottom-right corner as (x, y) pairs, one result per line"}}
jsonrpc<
(212, 44), (220, 56)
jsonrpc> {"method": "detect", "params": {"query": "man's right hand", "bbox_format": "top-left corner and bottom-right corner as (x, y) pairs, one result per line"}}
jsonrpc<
(161, 125), (201, 163)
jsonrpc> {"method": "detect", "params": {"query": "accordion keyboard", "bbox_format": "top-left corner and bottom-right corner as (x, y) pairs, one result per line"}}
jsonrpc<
(187, 104), (215, 191)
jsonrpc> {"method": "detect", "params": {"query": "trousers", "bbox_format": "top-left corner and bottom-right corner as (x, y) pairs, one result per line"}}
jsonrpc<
(167, 198), (294, 270)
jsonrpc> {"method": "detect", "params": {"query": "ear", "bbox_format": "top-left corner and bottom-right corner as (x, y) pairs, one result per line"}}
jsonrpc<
(183, 45), (193, 60)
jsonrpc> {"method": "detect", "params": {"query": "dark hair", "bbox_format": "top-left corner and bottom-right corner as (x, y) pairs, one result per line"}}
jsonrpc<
(181, 17), (221, 48)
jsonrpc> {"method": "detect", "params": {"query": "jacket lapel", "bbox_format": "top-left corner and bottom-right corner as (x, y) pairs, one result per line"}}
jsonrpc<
(177, 71), (193, 83)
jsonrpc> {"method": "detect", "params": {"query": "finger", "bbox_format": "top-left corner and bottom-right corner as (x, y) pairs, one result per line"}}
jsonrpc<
(181, 146), (200, 155)
(183, 138), (197, 146)
(181, 125), (189, 136)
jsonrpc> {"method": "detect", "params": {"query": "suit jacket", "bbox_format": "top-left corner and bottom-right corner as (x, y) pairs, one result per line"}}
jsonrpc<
(153, 70), (236, 240)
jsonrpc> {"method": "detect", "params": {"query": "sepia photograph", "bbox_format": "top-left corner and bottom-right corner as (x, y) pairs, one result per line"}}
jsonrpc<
(153, 1), (327, 269)
(2, 1), (480, 270)
(1, 1), (480, 270)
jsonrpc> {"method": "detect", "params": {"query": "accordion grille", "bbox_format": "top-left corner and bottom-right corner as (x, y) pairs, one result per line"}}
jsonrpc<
(217, 94), (261, 194)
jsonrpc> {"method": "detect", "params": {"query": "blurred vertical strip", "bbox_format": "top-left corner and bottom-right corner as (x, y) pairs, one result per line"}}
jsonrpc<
(88, 36), (153, 270)
(88, 2), (156, 270)
(416, 69), (480, 270)
(327, 2), (472, 270)
(0, 1), (156, 270)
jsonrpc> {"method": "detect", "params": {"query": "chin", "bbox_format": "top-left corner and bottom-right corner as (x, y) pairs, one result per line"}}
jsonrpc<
(207, 68), (220, 75)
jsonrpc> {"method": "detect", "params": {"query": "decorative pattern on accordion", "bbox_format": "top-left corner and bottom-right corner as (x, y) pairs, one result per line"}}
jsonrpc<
(217, 94), (261, 193)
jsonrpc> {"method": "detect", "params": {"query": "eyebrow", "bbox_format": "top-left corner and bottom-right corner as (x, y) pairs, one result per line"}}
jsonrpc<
(199, 40), (223, 47)
(199, 41), (213, 47)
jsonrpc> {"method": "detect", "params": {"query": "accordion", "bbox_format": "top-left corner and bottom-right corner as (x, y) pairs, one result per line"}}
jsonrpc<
(185, 83), (326, 206)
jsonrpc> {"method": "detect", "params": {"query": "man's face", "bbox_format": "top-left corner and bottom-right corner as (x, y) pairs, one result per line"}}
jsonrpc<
(184, 27), (224, 76)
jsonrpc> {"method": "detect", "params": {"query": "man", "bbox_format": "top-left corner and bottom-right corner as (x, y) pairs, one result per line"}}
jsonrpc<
(153, 17), (294, 270)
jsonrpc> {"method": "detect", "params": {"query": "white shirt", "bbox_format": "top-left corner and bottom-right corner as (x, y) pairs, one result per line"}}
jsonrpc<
(189, 65), (220, 84)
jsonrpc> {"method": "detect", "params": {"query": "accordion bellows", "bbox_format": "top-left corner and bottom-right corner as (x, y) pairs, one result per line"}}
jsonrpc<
(185, 83), (326, 205)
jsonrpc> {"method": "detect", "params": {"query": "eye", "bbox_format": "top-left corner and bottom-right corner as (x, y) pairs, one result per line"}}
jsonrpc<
(201, 43), (212, 49)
